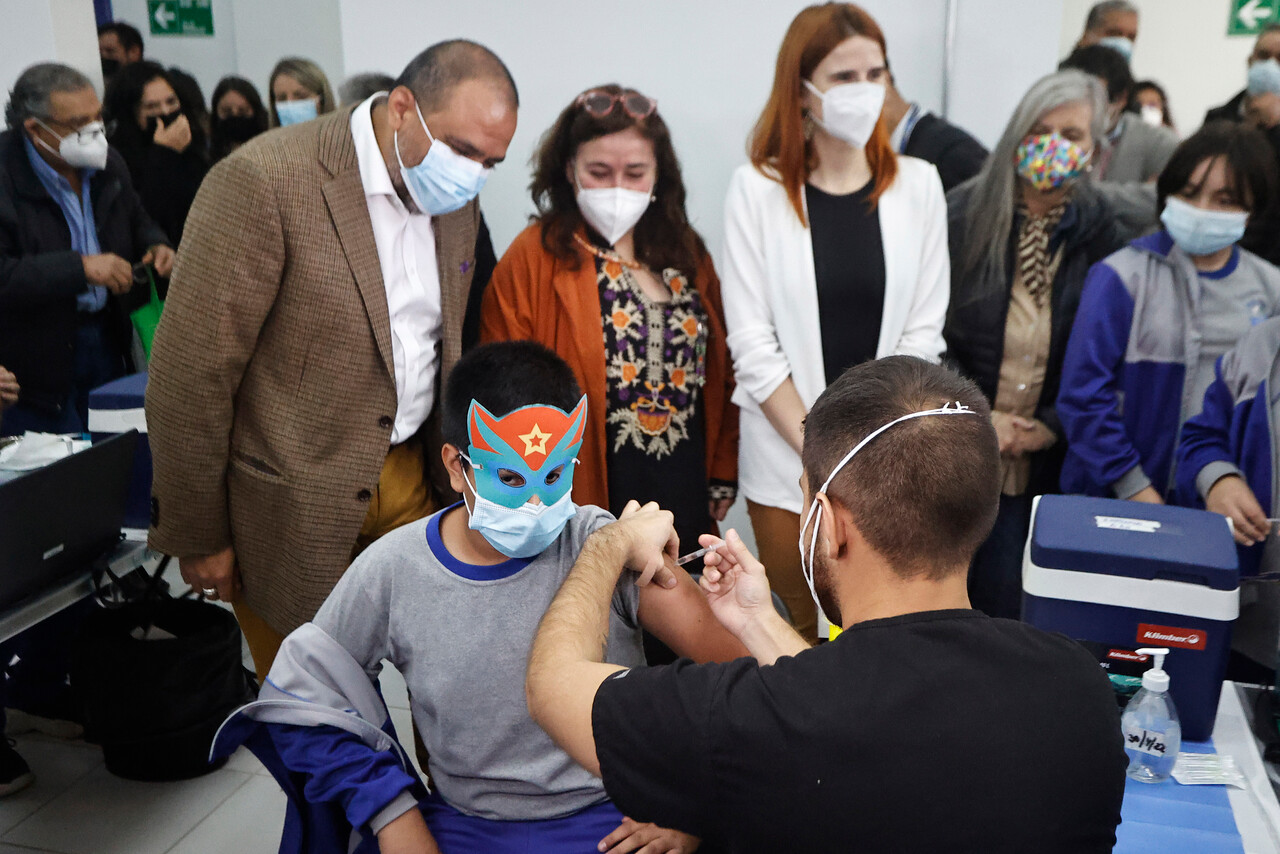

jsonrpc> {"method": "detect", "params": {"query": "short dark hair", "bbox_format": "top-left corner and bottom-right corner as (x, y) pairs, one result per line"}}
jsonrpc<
(1060, 45), (1133, 103)
(801, 357), (1000, 580)
(4, 62), (94, 130)
(395, 39), (518, 114)
(443, 341), (582, 451)
(339, 72), (397, 105)
(1126, 79), (1173, 129)
(1157, 120), (1277, 215)
(1085, 0), (1136, 31)
(98, 21), (144, 55)
(531, 83), (706, 281)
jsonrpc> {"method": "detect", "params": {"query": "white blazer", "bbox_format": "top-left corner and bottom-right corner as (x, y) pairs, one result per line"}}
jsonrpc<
(719, 157), (950, 513)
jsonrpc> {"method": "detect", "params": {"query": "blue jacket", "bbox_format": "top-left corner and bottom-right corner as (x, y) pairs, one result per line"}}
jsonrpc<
(1058, 231), (1280, 499)
(211, 624), (426, 854)
(1176, 318), (1280, 577)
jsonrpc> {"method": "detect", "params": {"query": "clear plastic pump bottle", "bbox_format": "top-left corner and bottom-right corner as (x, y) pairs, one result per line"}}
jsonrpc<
(1120, 647), (1181, 783)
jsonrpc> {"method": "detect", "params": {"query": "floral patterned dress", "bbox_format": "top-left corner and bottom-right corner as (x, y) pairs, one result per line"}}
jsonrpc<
(595, 253), (717, 546)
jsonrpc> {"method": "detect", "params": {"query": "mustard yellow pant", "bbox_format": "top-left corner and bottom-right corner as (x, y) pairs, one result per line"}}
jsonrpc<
(746, 499), (818, 644)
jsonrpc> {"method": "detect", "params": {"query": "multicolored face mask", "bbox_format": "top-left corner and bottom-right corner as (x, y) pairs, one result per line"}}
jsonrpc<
(1015, 132), (1091, 192)
(459, 397), (588, 558)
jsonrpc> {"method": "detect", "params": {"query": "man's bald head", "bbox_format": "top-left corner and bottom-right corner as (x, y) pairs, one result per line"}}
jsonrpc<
(395, 39), (518, 115)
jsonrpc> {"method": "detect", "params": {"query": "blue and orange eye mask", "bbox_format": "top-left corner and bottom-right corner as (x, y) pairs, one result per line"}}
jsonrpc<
(466, 396), (588, 509)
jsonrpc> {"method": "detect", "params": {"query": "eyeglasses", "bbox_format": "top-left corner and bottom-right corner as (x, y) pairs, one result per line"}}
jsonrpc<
(37, 117), (104, 144)
(575, 89), (657, 120)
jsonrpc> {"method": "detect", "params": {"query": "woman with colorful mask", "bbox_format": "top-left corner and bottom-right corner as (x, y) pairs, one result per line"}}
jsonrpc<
(268, 57), (335, 128)
(719, 3), (948, 641)
(944, 69), (1121, 620)
(481, 84), (739, 587)
(1058, 121), (1280, 507)
(103, 60), (208, 248)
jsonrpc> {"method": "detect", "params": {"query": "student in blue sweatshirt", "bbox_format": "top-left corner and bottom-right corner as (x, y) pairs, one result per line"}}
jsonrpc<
(213, 341), (745, 854)
(1058, 121), (1280, 502)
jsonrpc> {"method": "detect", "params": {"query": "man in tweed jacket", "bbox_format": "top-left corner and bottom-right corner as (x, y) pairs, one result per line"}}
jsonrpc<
(146, 41), (518, 676)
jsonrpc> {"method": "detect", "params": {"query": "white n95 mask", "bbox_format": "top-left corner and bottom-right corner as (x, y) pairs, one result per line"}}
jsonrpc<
(804, 80), (886, 149)
(798, 402), (980, 623)
(35, 119), (108, 171)
(576, 176), (653, 246)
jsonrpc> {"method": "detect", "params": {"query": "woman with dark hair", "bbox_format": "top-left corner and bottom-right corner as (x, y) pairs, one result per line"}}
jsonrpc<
(481, 84), (738, 565)
(210, 75), (268, 162)
(1128, 80), (1176, 133)
(945, 69), (1122, 619)
(720, 2), (948, 641)
(104, 60), (208, 246)
(1060, 121), (1280, 504)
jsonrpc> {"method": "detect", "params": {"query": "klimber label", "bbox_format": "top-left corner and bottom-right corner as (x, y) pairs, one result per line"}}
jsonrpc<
(1137, 623), (1206, 650)
(1095, 515), (1162, 533)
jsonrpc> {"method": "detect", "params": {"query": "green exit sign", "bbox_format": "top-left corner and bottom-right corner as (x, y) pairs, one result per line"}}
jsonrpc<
(147, 0), (214, 37)
(1229, 0), (1280, 35)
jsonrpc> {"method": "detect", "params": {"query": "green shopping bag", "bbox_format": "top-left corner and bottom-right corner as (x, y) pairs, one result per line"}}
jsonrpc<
(129, 267), (163, 361)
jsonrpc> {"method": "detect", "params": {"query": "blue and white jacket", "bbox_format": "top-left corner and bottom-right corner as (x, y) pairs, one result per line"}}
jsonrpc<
(1058, 231), (1280, 499)
(1176, 318), (1280, 577)
(211, 624), (427, 854)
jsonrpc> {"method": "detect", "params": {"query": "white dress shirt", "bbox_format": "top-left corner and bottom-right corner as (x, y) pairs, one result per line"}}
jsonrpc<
(351, 94), (442, 444)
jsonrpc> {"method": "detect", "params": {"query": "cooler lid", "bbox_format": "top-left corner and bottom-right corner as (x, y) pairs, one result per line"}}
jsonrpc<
(1029, 494), (1237, 591)
(87, 372), (148, 410)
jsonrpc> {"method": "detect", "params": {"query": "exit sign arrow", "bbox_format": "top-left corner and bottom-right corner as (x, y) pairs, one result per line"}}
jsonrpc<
(1240, 0), (1273, 29)
(153, 4), (175, 30)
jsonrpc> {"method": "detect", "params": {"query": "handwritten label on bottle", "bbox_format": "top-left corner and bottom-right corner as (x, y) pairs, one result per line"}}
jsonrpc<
(1124, 726), (1168, 756)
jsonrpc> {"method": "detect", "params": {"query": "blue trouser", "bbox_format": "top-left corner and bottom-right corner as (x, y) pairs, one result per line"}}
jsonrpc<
(420, 793), (625, 853)
(1, 314), (123, 437)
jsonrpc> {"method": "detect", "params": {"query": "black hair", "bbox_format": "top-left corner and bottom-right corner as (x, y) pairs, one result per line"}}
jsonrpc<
(801, 356), (1000, 580)
(98, 22), (144, 55)
(103, 60), (207, 165)
(1126, 79), (1174, 129)
(210, 75), (269, 162)
(395, 39), (518, 114)
(1156, 121), (1277, 215)
(442, 341), (582, 451)
(1059, 45), (1133, 103)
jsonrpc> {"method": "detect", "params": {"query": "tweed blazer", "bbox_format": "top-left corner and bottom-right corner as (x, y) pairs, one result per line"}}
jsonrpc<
(146, 107), (482, 633)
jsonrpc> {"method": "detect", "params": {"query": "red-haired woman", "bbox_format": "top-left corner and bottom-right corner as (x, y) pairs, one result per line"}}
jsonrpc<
(722, 3), (949, 641)
(482, 85), (738, 563)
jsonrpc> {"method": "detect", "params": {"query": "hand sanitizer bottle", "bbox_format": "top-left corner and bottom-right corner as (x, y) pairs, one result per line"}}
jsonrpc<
(1120, 647), (1181, 783)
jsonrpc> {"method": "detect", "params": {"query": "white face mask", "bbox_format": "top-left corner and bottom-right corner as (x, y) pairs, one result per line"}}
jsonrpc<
(574, 171), (653, 247)
(1139, 104), (1165, 128)
(804, 80), (886, 149)
(798, 402), (980, 624)
(35, 119), (109, 171)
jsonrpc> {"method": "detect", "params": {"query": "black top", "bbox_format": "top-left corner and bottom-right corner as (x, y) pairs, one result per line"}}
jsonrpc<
(0, 130), (168, 414)
(110, 136), (207, 249)
(594, 250), (712, 548)
(807, 182), (885, 385)
(593, 609), (1126, 853)
(903, 112), (989, 192)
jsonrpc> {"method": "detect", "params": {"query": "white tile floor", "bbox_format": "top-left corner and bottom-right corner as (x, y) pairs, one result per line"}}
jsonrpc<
(0, 663), (420, 854)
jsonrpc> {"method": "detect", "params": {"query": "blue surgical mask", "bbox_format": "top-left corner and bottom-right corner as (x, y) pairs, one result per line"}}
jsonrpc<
(275, 98), (318, 126)
(395, 99), (489, 215)
(1097, 36), (1134, 62)
(1248, 59), (1280, 96)
(1160, 196), (1248, 257)
(460, 459), (577, 558)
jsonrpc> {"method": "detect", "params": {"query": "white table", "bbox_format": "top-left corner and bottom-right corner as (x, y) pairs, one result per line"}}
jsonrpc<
(1213, 681), (1280, 852)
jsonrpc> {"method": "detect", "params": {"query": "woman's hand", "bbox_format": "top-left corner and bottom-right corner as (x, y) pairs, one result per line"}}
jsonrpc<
(153, 113), (192, 152)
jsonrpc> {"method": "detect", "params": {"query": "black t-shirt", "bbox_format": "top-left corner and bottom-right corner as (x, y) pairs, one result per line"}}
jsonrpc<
(807, 182), (886, 385)
(592, 609), (1126, 853)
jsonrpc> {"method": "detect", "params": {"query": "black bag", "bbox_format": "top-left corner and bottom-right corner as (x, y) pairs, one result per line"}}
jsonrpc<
(71, 558), (257, 781)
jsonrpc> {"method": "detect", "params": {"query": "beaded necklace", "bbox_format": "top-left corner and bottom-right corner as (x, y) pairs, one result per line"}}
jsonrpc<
(574, 233), (644, 270)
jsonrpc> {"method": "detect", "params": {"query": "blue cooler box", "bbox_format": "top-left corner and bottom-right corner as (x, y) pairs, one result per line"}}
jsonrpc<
(1022, 494), (1239, 741)
(88, 372), (150, 530)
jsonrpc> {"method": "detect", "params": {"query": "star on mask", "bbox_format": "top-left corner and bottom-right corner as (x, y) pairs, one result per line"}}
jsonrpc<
(519, 423), (552, 456)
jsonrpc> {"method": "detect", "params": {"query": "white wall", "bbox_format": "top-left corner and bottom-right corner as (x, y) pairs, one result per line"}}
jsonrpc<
(108, 0), (345, 111)
(338, 0), (953, 257)
(1060, 0), (1256, 134)
(1, 0), (102, 120)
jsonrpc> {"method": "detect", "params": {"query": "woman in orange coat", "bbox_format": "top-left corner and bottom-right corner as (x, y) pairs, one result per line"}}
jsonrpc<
(482, 84), (738, 555)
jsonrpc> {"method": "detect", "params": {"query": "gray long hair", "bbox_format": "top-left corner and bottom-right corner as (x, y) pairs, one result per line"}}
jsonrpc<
(957, 69), (1109, 289)
(4, 63), (94, 130)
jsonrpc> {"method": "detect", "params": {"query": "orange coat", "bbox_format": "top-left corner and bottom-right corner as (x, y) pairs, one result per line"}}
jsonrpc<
(481, 224), (739, 511)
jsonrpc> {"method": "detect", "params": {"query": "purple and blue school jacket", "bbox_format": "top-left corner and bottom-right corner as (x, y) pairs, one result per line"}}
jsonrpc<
(1059, 231), (1280, 499)
(1176, 317), (1280, 576)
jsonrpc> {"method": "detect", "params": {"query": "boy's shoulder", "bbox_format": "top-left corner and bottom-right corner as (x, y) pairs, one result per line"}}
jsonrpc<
(553, 504), (616, 560)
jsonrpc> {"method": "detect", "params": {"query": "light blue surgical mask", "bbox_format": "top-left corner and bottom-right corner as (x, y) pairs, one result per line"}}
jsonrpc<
(1097, 36), (1134, 62)
(1248, 59), (1280, 96)
(460, 457), (577, 558)
(395, 99), (489, 216)
(1161, 196), (1248, 257)
(275, 98), (318, 126)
